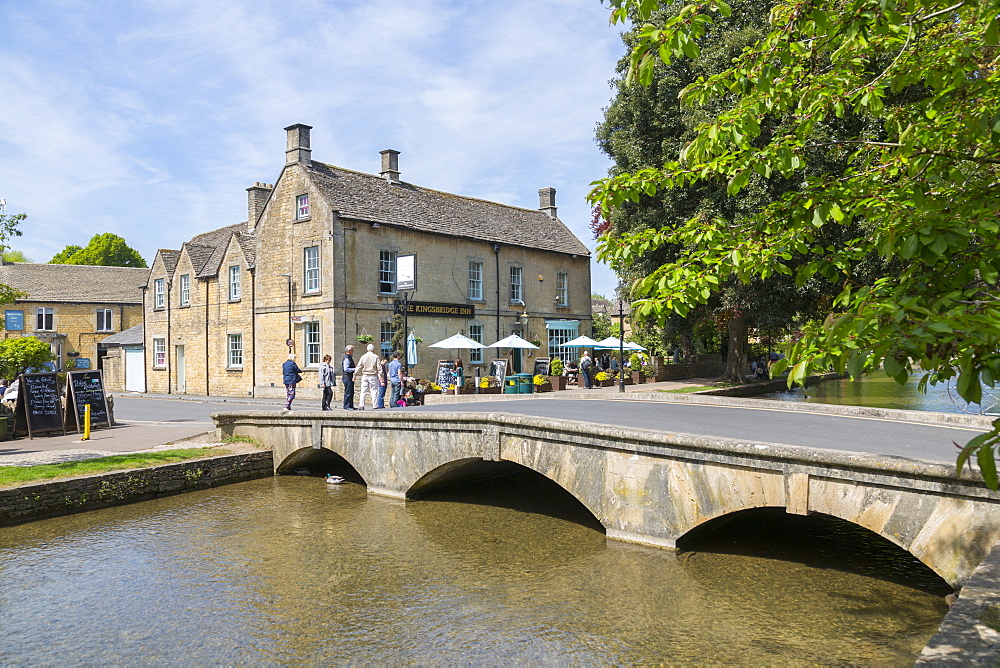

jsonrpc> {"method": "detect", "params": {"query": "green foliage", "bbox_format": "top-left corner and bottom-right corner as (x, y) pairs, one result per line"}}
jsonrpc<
(593, 312), (615, 340)
(0, 214), (27, 304)
(0, 337), (55, 378)
(549, 357), (565, 375)
(49, 233), (147, 267)
(2, 250), (31, 263)
(593, 0), (1000, 486)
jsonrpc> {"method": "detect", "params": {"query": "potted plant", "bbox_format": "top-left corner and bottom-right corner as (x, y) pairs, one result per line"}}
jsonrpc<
(357, 333), (374, 344)
(595, 371), (614, 387)
(548, 358), (567, 390)
(629, 353), (646, 384)
(478, 377), (502, 394)
(533, 374), (552, 392)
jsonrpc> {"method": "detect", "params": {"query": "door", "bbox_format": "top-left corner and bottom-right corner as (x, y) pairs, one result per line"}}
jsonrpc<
(124, 348), (145, 392)
(176, 345), (186, 394)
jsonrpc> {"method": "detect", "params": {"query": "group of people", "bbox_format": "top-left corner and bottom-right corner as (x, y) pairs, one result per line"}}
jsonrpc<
(569, 350), (642, 389)
(281, 344), (410, 412)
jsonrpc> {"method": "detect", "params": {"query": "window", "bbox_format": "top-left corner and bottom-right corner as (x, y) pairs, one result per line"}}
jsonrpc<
(228, 333), (243, 367)
(304, 322), (320, 365)
(470, 324), (484, 364)
(154, 278), (165, 308)
(556, 272), (569, 307)
(468, 261), (483, 300)
(153, 338), (166, 367)
(180, 274), (190, 306)
(35, 307), (53, 331)
(547, 325), (579, 364)
(379, 250), (396, 293)
(96, 308), (113, 332)
(228, 266), (241, 301)
(304, 246), (320, 293)
(509, 266), (523, 304)
(380, 321), (394, 357)
(296, 194), (310, 220)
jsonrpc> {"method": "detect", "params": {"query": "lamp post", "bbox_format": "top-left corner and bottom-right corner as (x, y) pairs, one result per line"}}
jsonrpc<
(617, 285), (626, 394)
(277, 273), (292, 345)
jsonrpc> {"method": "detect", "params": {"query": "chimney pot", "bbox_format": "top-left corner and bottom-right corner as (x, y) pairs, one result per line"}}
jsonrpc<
(284, 123), (312, 165)
(247, 182), (274, 227)
(538, 187), (557, 218)
(380, 149), (401, 183)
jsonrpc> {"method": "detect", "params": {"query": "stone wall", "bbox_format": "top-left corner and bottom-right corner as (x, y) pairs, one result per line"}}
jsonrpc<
(0, 450), (273, 526)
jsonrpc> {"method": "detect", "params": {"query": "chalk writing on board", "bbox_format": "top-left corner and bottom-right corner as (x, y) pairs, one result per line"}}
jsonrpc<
(490, 359), (508, 382)
(435, 360), (456, 390)
(18, 372), (65, 436)
(68, 370), (110, 429)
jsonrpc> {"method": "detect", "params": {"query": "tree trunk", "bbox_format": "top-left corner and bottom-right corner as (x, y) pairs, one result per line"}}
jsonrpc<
(721, 311), (749, 383)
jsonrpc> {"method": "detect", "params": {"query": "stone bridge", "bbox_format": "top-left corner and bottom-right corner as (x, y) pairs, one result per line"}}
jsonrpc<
(213, 409), (1000, 586)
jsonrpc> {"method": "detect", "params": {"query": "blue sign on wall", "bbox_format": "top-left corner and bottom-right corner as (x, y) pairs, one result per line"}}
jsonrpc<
(74, 358), (91, 369)
(4, 310), (23, 331)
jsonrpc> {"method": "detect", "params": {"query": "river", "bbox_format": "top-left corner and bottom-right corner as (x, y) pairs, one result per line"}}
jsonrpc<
(0, 470), (950, 664)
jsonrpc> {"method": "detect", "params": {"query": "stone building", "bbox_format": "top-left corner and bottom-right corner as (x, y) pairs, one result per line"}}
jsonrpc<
(0, 263), (147, 373)
(145, 124), (592, 397)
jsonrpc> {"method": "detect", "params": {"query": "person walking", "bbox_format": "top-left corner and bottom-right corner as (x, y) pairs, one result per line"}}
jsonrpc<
(375, 355), (389, 408)
(319, 354), (337, 410)
(387, 352), (403, 408)
(579, 350), (594, 389)
(354, 343), (384, 410)
(342, 345), (357, 410)
(282, 353), (303, 411)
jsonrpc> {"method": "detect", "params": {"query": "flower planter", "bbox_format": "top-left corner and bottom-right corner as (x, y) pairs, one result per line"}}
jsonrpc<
(549, 376), (567, 391)
(534, 382), (552, 393)
(632, 372), (646, 384)
(478, 386), (502, 394)
(598, 379), (614, 387)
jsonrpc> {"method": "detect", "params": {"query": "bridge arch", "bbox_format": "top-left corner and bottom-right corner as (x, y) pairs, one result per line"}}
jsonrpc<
(216, 410), (1000, 586)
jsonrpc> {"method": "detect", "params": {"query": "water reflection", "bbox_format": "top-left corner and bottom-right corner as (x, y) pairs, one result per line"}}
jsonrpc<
(0, 473), (948, 664)
(762, 373), (999, 414)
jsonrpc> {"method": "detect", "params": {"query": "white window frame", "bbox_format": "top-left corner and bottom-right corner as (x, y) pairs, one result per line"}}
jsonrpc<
(556, 272), (569, 307)
(380, 321), (394, 356)
(470, 324), (484, 364)
(296, 193), (310, 220)
(96, 308), (113, 332)
(304, 246), (320, 293)
(36, 307), (53, 331)
(304, 322), (320, 366)
(468, 261), (483, 301)
(228, 333), (243, 368)
(509, 266), (523, 304)
(228, 265), (241, 301)
(379, 250), (396, 294)
(547, 325), (579, 364)
(180, 274), (190, 306)
(153, 338), (166, 367)
(154, 278), (165, 308)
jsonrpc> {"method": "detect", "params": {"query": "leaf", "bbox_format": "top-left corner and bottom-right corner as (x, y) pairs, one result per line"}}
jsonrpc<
(978, 440), (998, 490)
(958, 433), (990, 475)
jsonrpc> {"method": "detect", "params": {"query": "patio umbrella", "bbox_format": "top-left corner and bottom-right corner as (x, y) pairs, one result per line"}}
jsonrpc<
(593, 336), (624, 349)
(406, 331), (419, 366)
(561, 335), (600, 348)
(624, 341), (647, 351)
(428, 333), (485, 349)
(487, 333), (539, 349)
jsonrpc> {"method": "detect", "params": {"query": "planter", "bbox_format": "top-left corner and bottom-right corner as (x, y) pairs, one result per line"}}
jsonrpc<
(477, 386), (502, 394)
(534, 382), (552, 393)
(549, 376), (567, 391)
(632, 372), (646, 384)
(598, 379), (614, 387)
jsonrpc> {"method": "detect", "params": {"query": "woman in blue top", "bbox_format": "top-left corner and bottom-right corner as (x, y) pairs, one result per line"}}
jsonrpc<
(282, 353), (303, 411)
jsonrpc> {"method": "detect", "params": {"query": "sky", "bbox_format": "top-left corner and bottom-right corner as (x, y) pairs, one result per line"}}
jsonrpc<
(0, 0), (628, 298)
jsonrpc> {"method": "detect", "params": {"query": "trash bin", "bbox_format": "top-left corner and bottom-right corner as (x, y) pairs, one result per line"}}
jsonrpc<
(504, 376), (519, 394)
(516, 373), (534, 394)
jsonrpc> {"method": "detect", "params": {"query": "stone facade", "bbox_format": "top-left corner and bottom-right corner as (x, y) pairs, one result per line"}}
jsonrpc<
(0, 263), (147, 375)
(145, 124), (592, 397)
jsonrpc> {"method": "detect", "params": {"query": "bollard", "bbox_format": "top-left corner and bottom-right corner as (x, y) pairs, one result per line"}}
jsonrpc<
(83, 404), (91, 441)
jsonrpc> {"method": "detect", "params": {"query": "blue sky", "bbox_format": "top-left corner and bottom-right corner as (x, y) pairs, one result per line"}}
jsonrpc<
(0, 0), (626, 297)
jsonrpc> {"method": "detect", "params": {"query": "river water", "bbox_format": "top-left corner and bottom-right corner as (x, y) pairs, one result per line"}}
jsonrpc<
(0, 471), (950, 664)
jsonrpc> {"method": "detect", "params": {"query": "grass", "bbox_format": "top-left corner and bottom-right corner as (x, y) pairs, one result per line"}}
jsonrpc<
(221, 435), (264, 449)
(662, 385), (723, 393)
(0, 447), (230, 488)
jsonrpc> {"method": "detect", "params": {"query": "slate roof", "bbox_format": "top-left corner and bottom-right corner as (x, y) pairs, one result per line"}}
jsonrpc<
(157, 223), (254, 279)
(0, 263), (148, 304)
(101, 323), (144, 346)
(158, 250), (180, 275)
(306, 162), (591, 256)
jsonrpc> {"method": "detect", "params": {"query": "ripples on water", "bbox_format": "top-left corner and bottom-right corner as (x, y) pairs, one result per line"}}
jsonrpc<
(0, 473), (949, 664)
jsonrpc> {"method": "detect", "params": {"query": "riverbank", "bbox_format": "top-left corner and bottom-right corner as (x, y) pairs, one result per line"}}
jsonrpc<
(0, 446), (273, 527)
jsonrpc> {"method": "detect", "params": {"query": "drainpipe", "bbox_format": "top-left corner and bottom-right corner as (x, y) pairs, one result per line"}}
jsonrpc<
(493, 244), (501, 340)
(250, 266), (256, 396)
(204, 278), (210, 396)
(166, 280), (172, 395)
(140, 285), (148, 393)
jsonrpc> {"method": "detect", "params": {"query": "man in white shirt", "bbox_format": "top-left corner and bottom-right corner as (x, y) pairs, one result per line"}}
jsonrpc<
(354, 344), (384, 410)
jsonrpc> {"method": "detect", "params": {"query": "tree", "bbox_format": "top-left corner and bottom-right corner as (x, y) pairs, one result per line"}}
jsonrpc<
(595, 0), (847, 382)
(591, 0), (1000, 481)
(0, 337), (55, 379)
(49, 234), (147, 267)
(0, 213), (27, 303)
(2, 250), (32, 263)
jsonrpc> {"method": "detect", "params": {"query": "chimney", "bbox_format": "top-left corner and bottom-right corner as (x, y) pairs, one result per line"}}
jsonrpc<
(246, 182), (273, 226)
(538, 187), (557, 218)
(380, 149), (400, 183)
(284, 123), (312, 165)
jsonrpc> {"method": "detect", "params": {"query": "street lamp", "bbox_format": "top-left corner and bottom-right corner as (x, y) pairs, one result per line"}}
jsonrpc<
(277, 273), (292, 344)
(617, 285), (626, 394)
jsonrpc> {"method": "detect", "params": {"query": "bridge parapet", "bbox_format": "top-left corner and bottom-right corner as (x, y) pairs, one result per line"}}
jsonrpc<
(213, 409), (1000, 586)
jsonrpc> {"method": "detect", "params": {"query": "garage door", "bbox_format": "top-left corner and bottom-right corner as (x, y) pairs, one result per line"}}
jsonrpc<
(124, 348), (145, 392)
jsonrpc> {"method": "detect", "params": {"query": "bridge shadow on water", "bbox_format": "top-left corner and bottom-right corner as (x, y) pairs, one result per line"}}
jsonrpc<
(678, 508), (952, 596)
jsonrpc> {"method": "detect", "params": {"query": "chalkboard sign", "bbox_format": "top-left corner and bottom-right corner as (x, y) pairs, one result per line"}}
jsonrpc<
(533, 357), (551, 377)
(490, 358), (508, 383)
(66, 370), (111, 432)
(14, 373), (66, 438)
(435, 360), (456, 390)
